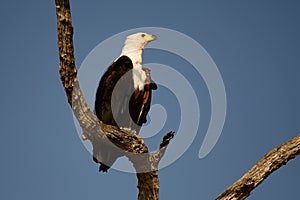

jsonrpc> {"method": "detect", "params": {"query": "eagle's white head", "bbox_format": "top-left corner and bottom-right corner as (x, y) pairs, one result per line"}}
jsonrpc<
(121, 32), (157, 56)
(120, 32), (157, 90)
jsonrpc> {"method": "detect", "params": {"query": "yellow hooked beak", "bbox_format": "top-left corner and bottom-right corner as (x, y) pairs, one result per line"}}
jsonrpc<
(143, 34), (157, 42)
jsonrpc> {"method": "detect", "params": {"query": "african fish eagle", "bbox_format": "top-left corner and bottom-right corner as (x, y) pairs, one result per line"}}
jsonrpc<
(93, 32), (157, 172)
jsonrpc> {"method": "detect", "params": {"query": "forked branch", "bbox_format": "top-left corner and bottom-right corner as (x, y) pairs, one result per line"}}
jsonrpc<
(55, 1), (174, 200)
(55, 1), (299, 200)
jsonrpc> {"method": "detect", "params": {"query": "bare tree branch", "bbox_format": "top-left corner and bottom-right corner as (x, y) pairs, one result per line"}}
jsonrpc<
(216, 133), (300, 200)
(55, 1), (174, 199)
(55, 1), (299, 200)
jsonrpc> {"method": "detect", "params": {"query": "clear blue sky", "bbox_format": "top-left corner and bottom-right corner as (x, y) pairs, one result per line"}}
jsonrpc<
(1, 1), (299, 199)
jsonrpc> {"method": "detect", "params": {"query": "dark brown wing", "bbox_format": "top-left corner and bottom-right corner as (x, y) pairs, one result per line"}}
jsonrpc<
(129, 68), (157, 133)
(95, 55), (134, 128)
(94, 55), (134, 172)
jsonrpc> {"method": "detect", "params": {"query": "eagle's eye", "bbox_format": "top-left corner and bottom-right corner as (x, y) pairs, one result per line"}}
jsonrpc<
(141, 34), (146, 37)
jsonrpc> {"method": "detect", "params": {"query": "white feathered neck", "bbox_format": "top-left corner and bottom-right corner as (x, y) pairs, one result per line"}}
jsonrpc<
(119, 38), (146, 91)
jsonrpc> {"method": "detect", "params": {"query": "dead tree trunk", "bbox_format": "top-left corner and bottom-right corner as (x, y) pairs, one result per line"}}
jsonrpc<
(54, 1), (174, 200)
(54, 1), (299, 199)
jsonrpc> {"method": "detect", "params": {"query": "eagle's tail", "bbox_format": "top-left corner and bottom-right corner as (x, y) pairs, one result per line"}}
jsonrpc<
(93, 141), (123, 173)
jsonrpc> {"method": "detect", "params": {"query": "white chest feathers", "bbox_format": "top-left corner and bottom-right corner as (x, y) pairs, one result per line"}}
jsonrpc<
(132, 66), (146, 91)
(119, 50), (146, 91)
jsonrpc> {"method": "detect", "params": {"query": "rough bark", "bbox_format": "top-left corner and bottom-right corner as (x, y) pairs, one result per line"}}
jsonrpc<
(55, 1), (174, 200)
(54, 1), (300, 200)
(216, 133), (300, 200)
